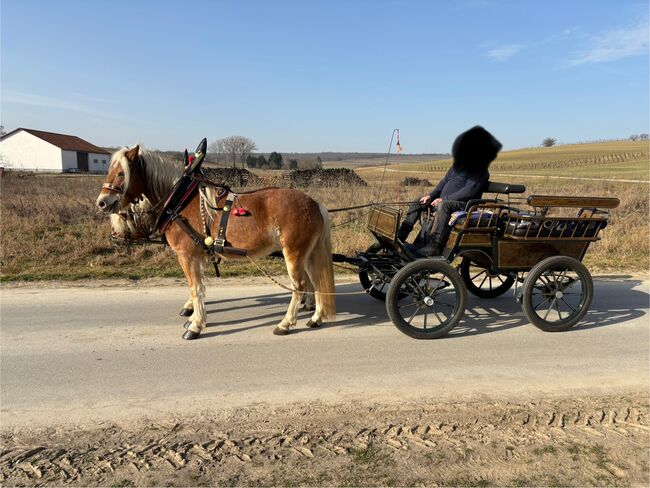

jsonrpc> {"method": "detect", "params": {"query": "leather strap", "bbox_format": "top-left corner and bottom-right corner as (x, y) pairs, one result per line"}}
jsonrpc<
(214, 193), (236, 253)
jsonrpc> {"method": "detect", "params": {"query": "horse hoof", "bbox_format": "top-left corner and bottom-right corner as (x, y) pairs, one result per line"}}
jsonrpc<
(179, 308), (193, 317)
(306, 319), (322, 328)
(182, 330), (200, 340)
(273, 327), (290, 336)
(183, 321), (191, 329)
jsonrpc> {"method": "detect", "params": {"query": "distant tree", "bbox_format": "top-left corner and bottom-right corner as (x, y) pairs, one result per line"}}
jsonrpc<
(639, 133), (649, 140)
(268, 151), (283, 170)
(0, 125), (6, 137)
(213, 136), (257, 168)
(630, 134), (640, 141)
(542, 137), (557, 147)
(288, 158), (299, 170)
(257, 155), (268, 168)
(245, 154), (258, 168)
(315, 155), (323, 169)
(208, 139), (225, 165)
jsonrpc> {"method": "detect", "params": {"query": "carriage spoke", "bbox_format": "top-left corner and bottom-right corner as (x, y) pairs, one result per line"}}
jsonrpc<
(560, 297), (578, 314)
(407, 305), (422, 324)
(479, 273), (489, 289)
(533, 295), (552, 311)
(471, 269), (487, 282)
(543, 297), (557, 321)
(555, 300), (563, 320)
(430, 306), (444, 324)
(398, 300), (418, 309)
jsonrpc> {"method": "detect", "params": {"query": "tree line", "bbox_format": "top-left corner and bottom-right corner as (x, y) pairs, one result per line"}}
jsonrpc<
(208, 135), (323, 170)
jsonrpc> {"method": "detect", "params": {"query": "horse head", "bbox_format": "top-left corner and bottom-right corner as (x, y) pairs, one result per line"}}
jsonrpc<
(96, 145), (146, 213)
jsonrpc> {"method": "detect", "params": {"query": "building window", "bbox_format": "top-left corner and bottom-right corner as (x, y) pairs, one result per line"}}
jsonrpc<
(102, 159), (107, 164)
(94, 158), (98, 164)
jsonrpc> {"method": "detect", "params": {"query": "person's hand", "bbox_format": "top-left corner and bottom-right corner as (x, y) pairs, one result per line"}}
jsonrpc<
(431, 198), (443, 207)
(419, 195), (431, 205)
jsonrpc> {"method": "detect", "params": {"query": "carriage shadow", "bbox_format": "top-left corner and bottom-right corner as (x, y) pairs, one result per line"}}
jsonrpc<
(200, 278), (648, 339)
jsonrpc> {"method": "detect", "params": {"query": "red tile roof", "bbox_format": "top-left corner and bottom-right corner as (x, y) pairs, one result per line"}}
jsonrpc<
(1, 128), (111, 154)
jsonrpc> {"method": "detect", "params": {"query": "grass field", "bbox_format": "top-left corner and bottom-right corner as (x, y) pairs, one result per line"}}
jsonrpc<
(1, 141), (648, 281)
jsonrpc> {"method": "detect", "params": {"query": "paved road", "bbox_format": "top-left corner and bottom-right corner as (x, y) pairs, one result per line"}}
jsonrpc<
(2, 276), (648, 427)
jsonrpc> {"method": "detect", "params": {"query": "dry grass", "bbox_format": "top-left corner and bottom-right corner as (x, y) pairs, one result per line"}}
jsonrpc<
(1, 142), (648, 281)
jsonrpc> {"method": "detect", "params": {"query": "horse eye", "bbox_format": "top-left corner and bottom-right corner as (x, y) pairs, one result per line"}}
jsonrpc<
(118, 171), (125, 177)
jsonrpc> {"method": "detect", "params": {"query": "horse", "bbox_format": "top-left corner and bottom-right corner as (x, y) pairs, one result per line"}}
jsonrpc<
(95, 145), (336, 340)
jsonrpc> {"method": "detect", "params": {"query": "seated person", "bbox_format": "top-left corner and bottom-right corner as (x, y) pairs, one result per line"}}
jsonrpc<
(398, 125), (502, 255)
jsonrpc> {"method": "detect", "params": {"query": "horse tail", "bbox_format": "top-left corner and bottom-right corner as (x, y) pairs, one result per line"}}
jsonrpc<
(310, 204), (336, 320)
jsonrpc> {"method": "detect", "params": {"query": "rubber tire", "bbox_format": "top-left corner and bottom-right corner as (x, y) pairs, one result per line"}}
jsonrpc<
(460, 258), (515, 298)
(521, 255), (593, 332)
(358, 243), (392, 302)
(386, 259), (467, 340)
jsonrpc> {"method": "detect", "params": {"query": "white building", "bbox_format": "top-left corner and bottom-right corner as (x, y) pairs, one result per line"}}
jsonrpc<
(0, 128), (111, 173)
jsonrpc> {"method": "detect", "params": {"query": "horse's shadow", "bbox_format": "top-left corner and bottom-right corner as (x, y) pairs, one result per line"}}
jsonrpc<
(199, 277), (648, 339)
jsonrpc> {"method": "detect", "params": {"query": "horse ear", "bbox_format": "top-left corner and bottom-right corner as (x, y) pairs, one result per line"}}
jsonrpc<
(125, 145), (140, 163)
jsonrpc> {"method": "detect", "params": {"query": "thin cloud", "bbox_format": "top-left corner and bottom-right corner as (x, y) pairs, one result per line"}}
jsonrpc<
(2, 90), (115, 118)
(485, 44), (525, 61)
(567, 20), (649, 66)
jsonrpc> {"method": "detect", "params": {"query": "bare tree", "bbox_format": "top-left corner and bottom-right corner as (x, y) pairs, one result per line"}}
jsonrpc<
(208, 139), (226, 165)
(0, 125), (6, 137)
(213, 136), (257, 168)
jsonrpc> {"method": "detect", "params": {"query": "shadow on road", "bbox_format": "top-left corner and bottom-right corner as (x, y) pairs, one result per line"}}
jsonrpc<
(200, 278), (648, 339)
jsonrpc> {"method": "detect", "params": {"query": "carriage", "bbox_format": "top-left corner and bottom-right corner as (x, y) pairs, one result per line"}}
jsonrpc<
(335, 182), (620, 339)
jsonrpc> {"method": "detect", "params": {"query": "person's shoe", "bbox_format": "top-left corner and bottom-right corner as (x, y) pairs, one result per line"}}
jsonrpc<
(416, 235), (442, 257)
(396, 222), (414, 242)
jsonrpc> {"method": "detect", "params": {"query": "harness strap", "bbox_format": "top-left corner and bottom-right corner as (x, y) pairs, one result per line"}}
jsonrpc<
(102, 182), (124, 194)
(214, 193), (236, 254)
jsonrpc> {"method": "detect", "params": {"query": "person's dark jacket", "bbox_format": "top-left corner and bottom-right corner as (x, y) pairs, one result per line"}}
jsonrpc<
(428, 167), (489, 202)
(429, 125), (502, 203)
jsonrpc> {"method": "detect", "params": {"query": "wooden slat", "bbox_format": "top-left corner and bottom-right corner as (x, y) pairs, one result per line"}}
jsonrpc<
(527, 195), (620, 208)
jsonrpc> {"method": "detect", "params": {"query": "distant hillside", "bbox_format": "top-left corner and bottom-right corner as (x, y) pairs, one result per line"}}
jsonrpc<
(407, 140), (649, 180)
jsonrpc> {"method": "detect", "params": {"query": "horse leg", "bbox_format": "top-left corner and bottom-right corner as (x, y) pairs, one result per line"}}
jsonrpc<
(179, 297), (193, 317)
(273, 253), (307, 336)
(300, 275), (316, 312)
(177, 253), (207, 340)
(304, 210), (336, 328)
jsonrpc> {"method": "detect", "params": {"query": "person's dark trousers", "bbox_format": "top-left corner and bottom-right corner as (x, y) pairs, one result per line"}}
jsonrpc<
(430, 200), (467, 248)
(397, 202), (428, 241)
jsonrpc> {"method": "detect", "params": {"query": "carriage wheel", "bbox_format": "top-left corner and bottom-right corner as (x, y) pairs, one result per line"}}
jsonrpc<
(460, 258), (515, 298)
(359, 243), (396, 302)
(386, 259), (467, 339)
(521, 256), (593, 332)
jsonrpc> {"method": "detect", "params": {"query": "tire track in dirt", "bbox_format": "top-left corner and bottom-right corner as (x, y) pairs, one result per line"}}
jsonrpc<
(1, 394), (648, 486)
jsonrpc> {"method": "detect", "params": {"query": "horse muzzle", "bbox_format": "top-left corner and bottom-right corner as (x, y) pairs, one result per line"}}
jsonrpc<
(96, 194), (120, 213)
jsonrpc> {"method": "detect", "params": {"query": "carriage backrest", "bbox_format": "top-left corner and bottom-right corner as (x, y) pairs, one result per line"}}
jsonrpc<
(486, 181), (526, 194)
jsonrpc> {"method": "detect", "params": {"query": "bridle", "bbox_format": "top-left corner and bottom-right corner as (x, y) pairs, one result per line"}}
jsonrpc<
(101, 156), (141, 204)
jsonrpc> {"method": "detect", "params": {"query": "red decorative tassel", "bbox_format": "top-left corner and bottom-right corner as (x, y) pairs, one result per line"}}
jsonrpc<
(234, 208), (249, 216)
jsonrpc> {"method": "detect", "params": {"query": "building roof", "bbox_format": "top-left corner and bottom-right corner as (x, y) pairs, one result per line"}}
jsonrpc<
(1, 128), (111, 155)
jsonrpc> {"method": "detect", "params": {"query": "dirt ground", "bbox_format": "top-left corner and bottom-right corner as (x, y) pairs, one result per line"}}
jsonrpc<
(1, 394), (648, 487)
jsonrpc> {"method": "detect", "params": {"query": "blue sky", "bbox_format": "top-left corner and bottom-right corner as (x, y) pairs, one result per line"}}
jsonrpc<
(1, 0), (648, 152)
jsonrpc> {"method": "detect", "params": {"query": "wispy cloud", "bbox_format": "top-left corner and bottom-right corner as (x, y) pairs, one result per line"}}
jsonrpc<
(2, 90), (115, 118)
(567, 20), (649, 66)
(485, 43), (525, 61)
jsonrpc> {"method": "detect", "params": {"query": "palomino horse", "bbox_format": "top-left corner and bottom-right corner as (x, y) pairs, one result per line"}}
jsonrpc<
(95, 145), (335, 339)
